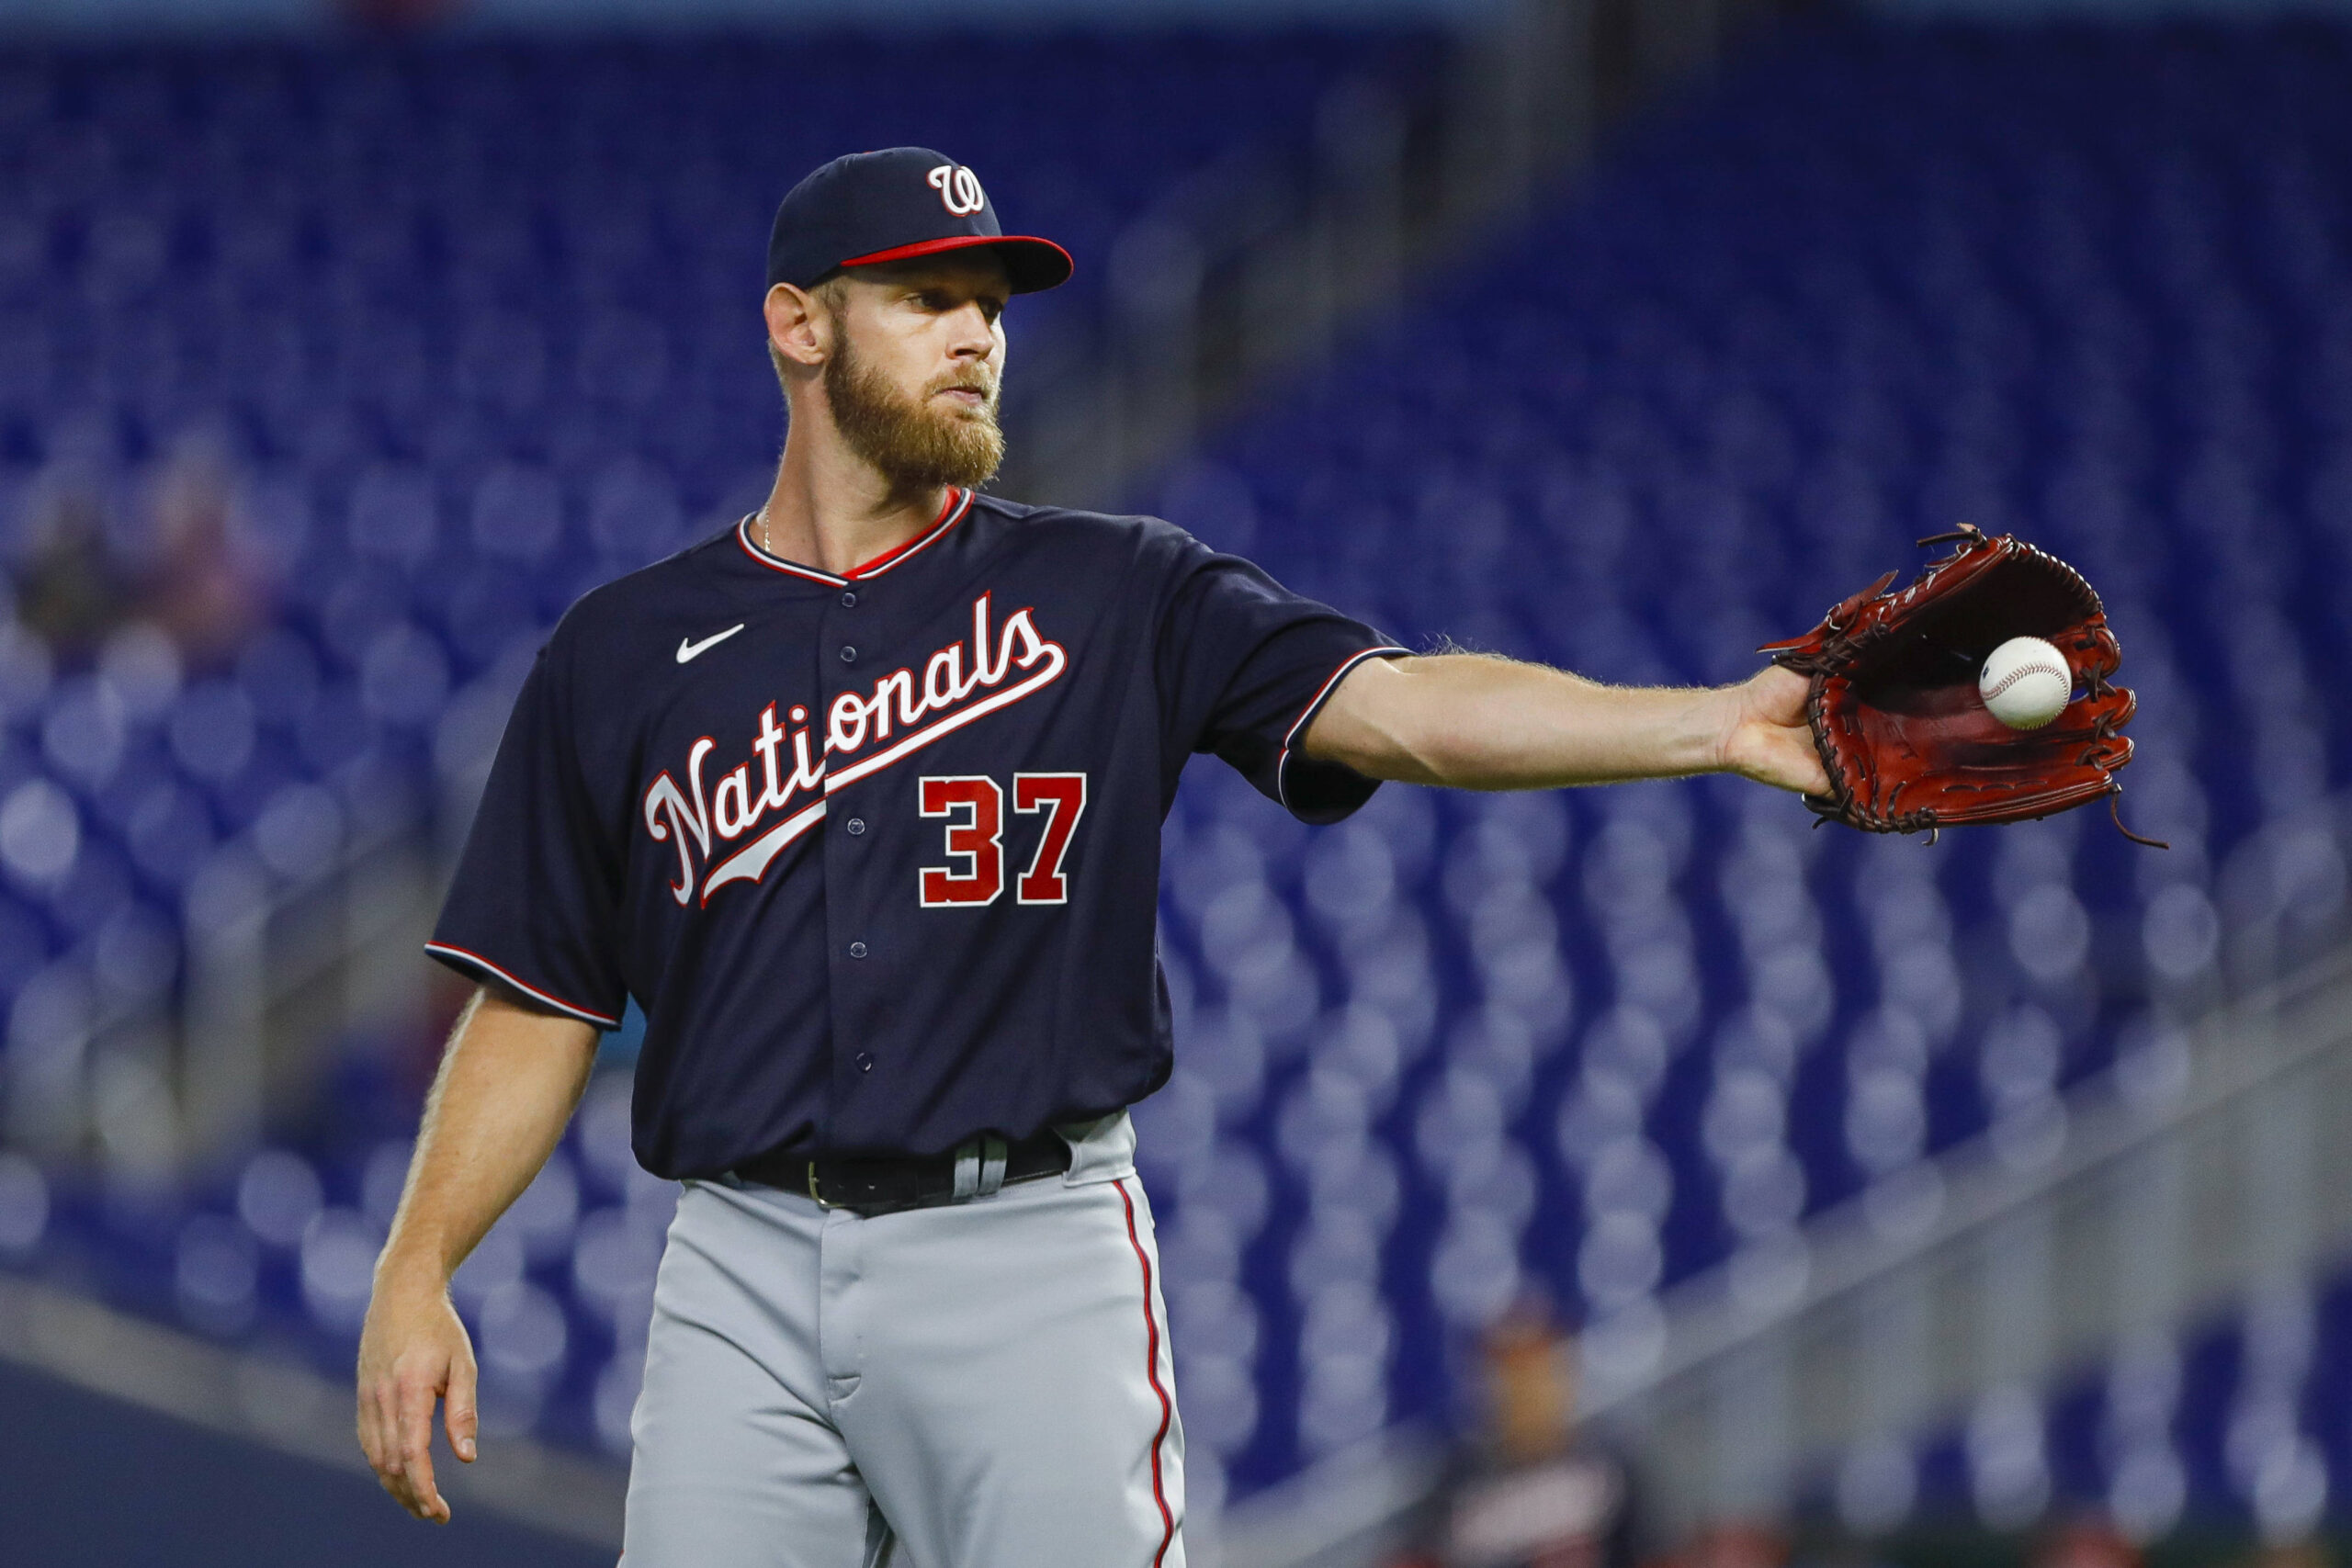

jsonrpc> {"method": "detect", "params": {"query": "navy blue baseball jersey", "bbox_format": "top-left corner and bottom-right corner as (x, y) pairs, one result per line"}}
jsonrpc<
(428, 489), (1408, 1178)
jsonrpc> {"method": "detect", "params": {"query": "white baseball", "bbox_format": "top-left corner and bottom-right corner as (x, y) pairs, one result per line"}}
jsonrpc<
(1979, 636), (2073, 729)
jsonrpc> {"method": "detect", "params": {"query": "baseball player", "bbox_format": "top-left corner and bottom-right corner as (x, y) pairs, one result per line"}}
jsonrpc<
(356, 148), (1826, 1566)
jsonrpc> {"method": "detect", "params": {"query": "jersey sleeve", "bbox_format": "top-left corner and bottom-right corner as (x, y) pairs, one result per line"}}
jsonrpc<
(425, 638), (628, 1028)
(1157, 540), (1409, 825)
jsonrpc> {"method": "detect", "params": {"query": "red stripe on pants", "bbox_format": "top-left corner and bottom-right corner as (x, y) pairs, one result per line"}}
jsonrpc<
(1115, 1178), (1178, 1567)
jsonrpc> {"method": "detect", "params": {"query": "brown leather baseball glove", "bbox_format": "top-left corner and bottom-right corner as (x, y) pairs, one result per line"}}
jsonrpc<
(1758, 525), (2163, 844)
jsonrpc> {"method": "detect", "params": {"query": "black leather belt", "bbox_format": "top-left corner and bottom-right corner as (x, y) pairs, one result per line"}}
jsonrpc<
(731, 1129), (1071, 1217)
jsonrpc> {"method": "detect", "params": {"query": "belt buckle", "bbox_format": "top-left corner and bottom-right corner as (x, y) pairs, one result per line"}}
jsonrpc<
(807, 1163), (837, 1209)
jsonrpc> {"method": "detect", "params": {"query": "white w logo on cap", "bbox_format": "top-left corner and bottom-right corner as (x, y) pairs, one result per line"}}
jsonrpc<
(927, 164), (987, 217)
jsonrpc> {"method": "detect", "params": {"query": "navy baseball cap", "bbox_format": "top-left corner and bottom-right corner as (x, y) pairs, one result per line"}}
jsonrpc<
(766, 148), (1074, 296)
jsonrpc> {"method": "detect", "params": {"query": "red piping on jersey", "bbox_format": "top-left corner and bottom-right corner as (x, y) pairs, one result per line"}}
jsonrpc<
(736, 488), (974, 585)
(1115, 1178), (1178, 1568)
(423, 943), (622, 1029)
(836, 232), (1075, 278)
(1273, 645), (1413, 811)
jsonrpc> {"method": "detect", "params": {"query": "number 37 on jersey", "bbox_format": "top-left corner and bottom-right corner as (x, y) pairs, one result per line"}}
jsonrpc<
(918, 773), (1086, 908)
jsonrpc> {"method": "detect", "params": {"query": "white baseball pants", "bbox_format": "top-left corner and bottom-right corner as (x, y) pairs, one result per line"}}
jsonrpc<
(618, 1112), (1187, 1568)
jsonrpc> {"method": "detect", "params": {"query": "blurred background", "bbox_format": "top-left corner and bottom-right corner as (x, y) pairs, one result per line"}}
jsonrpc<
(1, 0), (2349, 1564)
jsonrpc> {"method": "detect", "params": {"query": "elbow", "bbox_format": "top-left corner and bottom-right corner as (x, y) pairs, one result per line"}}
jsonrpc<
(1408, 739), (1498, 791)
(1346, 716), (1466, 789)
(1391, 728), (1468, 788)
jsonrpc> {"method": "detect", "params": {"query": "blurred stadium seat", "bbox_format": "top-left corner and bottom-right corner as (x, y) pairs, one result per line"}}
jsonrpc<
(1143, 12), (2352, 1525)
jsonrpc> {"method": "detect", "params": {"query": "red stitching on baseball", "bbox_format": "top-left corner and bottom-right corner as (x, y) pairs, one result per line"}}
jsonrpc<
(1983, 660), (2070, 702)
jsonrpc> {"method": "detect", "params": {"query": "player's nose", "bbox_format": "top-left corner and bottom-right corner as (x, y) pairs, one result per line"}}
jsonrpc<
(945, 302), (998, 357)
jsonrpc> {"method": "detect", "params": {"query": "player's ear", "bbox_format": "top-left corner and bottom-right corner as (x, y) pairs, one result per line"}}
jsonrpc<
(764, 282), (831, 371)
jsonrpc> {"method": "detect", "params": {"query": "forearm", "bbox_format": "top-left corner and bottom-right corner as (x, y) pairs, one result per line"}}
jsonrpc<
(1303, 652), (1732, 790)
(375, 987), (599, 1291)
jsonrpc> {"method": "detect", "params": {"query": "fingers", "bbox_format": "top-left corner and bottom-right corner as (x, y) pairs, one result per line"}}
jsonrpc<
(356, 1376), (383, 1474)
(395, 1373), (452, 1523)
(362, 1374), (403, 1502)
(368, 1376), (411, 1510)
(362, 1371), (431, 1519)
(445, 1353), (480, 1465)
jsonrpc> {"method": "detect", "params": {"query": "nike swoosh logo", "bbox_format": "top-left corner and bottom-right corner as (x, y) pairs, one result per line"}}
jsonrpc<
(676, 625), (746, 663)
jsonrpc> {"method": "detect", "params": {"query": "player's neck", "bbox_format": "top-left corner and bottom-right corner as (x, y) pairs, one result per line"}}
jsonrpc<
(757, 429), (951, 579)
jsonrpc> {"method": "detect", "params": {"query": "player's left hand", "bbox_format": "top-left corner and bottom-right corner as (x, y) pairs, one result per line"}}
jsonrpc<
(1716, 664), (1829, 797)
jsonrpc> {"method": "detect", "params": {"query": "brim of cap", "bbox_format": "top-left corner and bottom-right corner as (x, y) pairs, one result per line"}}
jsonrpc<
(835, 233), (1075, 294)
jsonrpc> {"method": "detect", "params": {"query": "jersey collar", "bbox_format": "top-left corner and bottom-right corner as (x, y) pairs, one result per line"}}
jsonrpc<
(735, 487), (975, 587)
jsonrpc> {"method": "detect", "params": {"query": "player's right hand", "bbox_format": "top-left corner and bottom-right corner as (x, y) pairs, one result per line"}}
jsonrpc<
(1717, 664), (1830, 797)
(356, 1274), (479, 1524)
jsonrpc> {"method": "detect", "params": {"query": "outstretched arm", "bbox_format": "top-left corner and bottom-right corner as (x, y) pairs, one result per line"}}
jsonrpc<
(1302, 652), (1829, 795)
(357, 985), (599, 1523)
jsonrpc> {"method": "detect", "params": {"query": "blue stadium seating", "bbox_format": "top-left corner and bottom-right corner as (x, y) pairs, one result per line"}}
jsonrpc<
(1137, 15), (2352, 1517)
(1822, 1263), (2352, 1542)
